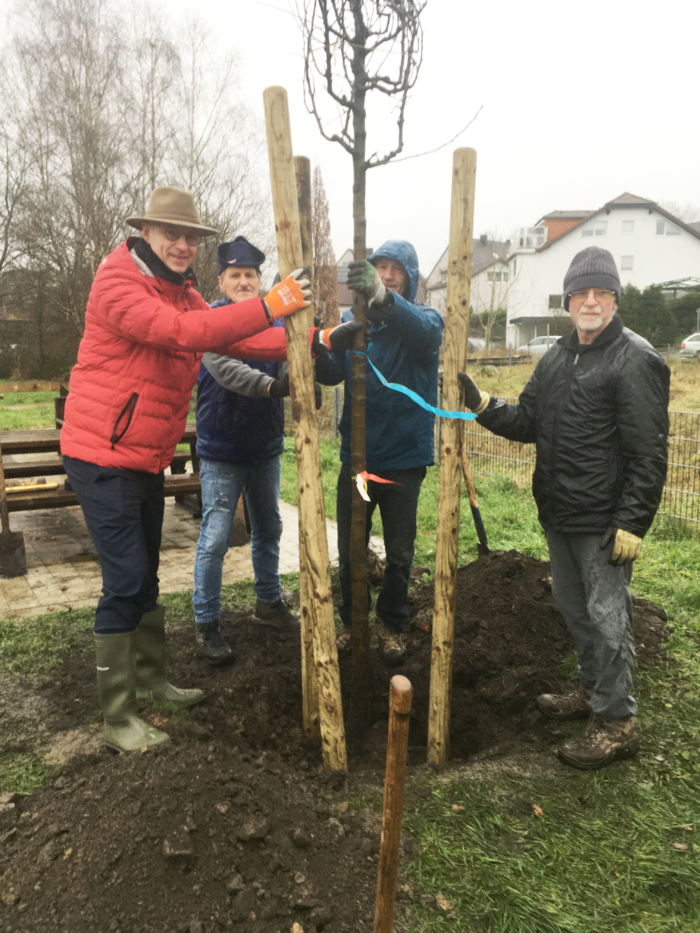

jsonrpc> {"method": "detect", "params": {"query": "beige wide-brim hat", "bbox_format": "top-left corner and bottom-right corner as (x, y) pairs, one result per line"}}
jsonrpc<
(126, 186), (218, 237)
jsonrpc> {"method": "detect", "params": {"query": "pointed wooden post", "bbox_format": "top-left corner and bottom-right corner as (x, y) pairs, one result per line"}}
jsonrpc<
(263, 86), (347, 771)
(373, 675), (413, 933)
(295, 154), (321, 739)
(428, 148), (477, 764)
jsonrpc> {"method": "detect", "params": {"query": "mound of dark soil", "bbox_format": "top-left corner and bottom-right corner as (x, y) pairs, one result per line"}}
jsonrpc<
(0, 550), (673, 932)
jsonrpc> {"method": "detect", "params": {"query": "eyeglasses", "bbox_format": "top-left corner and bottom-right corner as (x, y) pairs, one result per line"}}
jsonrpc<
(160, 226), (200, 247)
(569, 288), (615, 303)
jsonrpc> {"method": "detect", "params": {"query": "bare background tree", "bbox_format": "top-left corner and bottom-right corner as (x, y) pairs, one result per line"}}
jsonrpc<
(660, 200), (700, 225)
(0, 0), (273, 378)
(299, 0), (426, 712)
(311, 165), (339, 327)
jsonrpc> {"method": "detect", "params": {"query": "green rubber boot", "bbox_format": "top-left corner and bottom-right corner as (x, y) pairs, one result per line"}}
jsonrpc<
(94, 631), (170, 752)
(134, 606), (204, 708)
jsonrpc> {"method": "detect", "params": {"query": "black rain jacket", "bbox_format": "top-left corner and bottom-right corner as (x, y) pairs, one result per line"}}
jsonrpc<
(478, 315), (670, 537)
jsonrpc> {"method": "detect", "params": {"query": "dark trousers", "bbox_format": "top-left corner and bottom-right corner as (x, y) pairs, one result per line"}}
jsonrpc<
(336, 462), (426, 634)
(63, 456), (164, 633)
(546, 530), (636, 719)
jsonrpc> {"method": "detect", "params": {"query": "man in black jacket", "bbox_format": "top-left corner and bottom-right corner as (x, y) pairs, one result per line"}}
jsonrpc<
(459, 247), (670, 770)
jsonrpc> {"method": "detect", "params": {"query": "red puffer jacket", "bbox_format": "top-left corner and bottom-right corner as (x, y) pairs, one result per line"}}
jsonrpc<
(61, 241), (289, 474)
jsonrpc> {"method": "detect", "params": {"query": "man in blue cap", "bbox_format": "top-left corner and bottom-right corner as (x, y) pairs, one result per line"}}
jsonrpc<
(193, 236), (300, 663)
(315, 241), (444, 664)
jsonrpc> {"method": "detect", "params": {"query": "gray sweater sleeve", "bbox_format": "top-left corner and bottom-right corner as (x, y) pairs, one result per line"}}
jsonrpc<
(202, 353), (274, 398)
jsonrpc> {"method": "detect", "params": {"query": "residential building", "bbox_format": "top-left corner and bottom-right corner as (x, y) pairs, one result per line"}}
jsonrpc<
(506, 193), (700, 347)
(424, 235), (511, 317)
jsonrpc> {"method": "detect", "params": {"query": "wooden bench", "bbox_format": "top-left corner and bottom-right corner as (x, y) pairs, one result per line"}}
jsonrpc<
(0, 423), (201, 518)
(6, 472), (202, 513)
(3, 450), (193, 481)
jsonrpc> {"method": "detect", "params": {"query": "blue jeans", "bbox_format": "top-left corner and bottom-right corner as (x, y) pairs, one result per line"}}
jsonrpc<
(546, 530), (636, 720)
(62, 455), (163, 633)
(193, 456), (283, 624)
(336, 462), (426, 634)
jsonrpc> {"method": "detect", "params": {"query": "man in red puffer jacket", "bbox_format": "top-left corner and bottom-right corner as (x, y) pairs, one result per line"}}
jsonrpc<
(60, 187), (314, 754)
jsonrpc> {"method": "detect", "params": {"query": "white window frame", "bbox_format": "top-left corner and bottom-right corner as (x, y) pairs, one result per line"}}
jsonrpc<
(622, 220), (634, 235)
(582, 221), (607, 238)
(621, 255), (634, 272)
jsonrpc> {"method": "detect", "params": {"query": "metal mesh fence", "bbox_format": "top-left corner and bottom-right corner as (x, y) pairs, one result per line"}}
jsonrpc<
(287, 391), (700, 528)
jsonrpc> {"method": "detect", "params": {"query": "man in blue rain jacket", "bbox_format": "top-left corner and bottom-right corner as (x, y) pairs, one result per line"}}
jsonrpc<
(315, 240), (444, 664)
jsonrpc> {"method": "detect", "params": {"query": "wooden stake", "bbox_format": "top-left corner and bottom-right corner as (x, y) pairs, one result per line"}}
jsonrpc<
(295, 154), (321, 739)
(263, 86), (347, 771)
(428, 148), (477, 764)
(373, 675), (413, 933)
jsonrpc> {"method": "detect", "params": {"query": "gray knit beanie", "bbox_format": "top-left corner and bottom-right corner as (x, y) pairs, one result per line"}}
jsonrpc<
(563, 247), (621, 310)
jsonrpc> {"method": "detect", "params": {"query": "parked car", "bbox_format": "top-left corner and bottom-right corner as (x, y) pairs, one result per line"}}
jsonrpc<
(468, 338), (486, 352)
(516, 335), (559, 356)
(680, 333), (700, 358)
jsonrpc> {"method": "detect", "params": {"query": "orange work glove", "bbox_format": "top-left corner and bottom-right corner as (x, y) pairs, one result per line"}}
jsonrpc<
(264, 269), (311, 320)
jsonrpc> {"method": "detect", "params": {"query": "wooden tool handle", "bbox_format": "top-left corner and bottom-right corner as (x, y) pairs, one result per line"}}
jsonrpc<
(373, 675), (413, 933)
(0, 444), (10, 535)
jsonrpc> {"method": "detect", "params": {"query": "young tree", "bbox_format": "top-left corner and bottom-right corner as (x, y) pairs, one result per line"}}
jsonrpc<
(300, 0), (426, 706)
(311, 165), (339, 326)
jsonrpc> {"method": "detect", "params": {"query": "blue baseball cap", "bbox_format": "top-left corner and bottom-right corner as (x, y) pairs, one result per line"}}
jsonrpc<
(217, 236), (265, 275)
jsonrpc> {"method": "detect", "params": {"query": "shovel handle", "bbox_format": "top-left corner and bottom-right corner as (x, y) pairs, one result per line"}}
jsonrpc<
(0, 444), (10, 536)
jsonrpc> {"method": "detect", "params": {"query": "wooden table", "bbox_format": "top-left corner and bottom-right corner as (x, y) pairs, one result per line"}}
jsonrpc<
(0, 423), (200, 513)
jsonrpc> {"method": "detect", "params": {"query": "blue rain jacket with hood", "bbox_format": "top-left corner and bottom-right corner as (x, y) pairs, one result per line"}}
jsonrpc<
(315, 240), (444, 472)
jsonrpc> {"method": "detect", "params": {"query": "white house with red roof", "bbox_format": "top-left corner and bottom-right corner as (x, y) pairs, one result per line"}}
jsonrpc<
(505, 193), (700, 347)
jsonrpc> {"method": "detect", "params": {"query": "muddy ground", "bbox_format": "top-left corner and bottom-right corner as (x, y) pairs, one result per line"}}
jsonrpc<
(0, 550), (673, 932)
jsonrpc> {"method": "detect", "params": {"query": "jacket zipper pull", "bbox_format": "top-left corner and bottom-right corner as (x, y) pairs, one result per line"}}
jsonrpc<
(574, 353), (579, 365)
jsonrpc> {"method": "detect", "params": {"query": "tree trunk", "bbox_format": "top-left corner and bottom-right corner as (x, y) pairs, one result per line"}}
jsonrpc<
(348, 0), (371, 727)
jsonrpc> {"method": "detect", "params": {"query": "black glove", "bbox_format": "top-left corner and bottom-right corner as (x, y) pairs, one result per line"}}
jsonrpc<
(267, 373), (290, 398)
(312, 320), (364, 354)
(314, 382), (323, 410)
(457, 372), (483, 411)
(367, 290), (395, 325)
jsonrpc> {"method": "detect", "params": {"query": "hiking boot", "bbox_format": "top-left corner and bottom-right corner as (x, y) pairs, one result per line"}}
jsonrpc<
(557, 716), (639, 771)
(255, 598), (300, 631)
(134, 607), (204, 707)
(377, 621), (406, 666)
(194, 619), (234, 666)
(537, 685), (593, 721)
(336, 628), (352, 652)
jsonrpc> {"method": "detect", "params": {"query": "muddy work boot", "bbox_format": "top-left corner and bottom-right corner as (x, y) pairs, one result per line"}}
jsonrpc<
(255, 597), (300, 631)
(557, 716), (639, 771)
(194, 619), (234, 666)
(94, 631), (170, 753)
(134, 606), (204, 708)
(377, 621), (406, 666)
(537, 685), (593, 721)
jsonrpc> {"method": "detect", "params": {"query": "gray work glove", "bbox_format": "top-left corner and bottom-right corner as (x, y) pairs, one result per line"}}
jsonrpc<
(457, 372), (491, 414)
(600, 527), (643, 565)
(347, 260), (386, 305)
(312, 320), (364, 354)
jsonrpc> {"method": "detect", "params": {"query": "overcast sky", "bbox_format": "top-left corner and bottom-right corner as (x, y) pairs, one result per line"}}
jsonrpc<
(172, 0), (698, 278)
